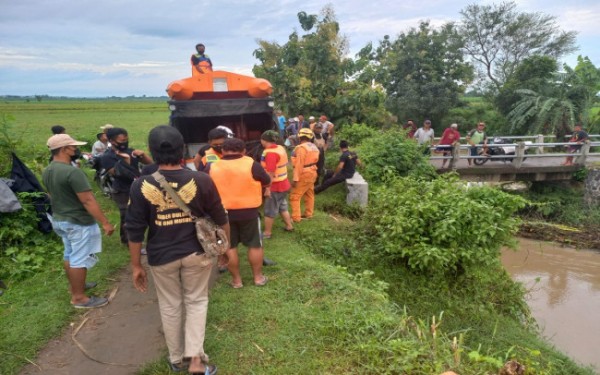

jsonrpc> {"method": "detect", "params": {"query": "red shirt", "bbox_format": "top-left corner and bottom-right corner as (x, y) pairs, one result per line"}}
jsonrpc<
(438, 128), (460, 145)
(264, 144), (291, 192)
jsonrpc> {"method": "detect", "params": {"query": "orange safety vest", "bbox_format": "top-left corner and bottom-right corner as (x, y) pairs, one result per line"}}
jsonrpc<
(201, 148), (221, 166)
(261, 145), (288, 182)
(209, 156), (262, 210)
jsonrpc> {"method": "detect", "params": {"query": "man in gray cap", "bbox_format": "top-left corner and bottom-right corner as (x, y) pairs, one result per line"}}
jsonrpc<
(42, 134), (115, 309)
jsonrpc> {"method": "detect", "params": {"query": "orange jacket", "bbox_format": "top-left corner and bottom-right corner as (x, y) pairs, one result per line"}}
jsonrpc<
(209, 156), (262, 209)
(261, 145), (289, 182)
(291, 142), (320, 181)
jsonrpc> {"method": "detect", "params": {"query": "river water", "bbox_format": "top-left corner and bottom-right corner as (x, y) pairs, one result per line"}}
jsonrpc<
(502, 238), (600, 372)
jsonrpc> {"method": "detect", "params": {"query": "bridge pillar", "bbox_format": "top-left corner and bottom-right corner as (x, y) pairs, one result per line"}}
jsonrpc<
(536, 134), (545, 154)
(513, 142), (526, 169)
(449, 142), (460, 170)
(584, 167), (600, 207)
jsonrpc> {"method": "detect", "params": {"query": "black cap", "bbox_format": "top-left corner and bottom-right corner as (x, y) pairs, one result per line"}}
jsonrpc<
(148, 125), (184, 152)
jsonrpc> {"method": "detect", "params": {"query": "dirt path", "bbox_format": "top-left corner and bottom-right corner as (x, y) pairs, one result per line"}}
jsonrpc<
(20, 260), (166, 375)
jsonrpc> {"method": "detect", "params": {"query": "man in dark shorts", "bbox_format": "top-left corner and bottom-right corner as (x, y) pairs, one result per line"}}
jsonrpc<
(207, 138), (271, 288)
(315, 140), (362, 194)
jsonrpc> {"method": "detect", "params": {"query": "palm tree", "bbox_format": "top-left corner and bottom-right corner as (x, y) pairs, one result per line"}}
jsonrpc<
(507, 88), (576, 138)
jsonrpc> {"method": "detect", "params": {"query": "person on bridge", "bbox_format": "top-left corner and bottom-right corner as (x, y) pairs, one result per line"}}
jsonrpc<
(436, 123), (461, 168)
(414, 119), (435, 154)
(191, 43), (213, 74)
(403, 119), (417, 138)
(563, 124), (589, 166)
(466, 122), (489, 166)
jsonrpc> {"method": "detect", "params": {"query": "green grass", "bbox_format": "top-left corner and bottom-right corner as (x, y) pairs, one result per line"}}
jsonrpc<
(0, 99), (595, 374)
(0, 170), (129, 374)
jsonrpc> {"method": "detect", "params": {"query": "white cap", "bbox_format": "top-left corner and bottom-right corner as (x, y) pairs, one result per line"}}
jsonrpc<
(100, 124), (114, 130)
(451, 123), (458, 128)
(47, 134), (87, 150)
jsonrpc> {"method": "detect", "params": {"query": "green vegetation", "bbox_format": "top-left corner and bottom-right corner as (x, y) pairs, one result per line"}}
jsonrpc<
(1, 100), (595, 374)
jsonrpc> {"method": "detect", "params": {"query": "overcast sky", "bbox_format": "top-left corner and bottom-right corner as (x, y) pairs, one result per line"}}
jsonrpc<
(1, 0), (598, 97)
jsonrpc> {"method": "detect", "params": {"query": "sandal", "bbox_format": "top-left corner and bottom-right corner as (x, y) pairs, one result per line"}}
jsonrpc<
(254, 275), (268, 287)
(283, 227), (294, 232)
(262, 233), (272, 239)
(230, 282), (243, 289)
(189, 364), (217, 375)
(168, 361), (186, 372)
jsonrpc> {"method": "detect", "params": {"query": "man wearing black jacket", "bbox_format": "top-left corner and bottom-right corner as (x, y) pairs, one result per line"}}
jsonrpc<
(100, 127), (151, 244)
(126, 126), (227, 375)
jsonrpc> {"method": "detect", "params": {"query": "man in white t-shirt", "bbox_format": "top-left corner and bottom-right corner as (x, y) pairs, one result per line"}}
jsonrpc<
(414, 119), (435, 155)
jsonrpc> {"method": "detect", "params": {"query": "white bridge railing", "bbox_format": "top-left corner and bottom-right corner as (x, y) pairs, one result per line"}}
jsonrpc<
(429, 138), (600, 169)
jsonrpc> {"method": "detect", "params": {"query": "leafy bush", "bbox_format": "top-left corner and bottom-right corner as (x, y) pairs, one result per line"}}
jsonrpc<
(0, 192), (62, 280)
(361, 174), (526, 273)
(336, 123), (378, 147)
(357, 129), (438, 183)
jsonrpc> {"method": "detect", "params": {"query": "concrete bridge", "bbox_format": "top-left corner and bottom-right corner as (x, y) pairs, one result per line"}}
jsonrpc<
(429, 136), (600, 182)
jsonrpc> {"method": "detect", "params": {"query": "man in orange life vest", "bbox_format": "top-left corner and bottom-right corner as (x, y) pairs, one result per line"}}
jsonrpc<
(191, 43), (213, 74)
(260, 130), (294, 238)
(193, 127), (228, 172)
(290, 128), (320, 222)
(207, 138), (271, 288)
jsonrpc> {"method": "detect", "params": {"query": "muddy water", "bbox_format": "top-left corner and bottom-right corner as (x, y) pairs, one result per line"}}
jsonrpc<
(502, 238), (600, 372)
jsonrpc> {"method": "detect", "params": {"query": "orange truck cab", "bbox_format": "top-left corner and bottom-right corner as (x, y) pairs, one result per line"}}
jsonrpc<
(166, 66), (277, 167)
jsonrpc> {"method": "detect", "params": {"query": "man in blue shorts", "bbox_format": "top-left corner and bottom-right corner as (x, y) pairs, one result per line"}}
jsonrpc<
(43, 134), (115, 309)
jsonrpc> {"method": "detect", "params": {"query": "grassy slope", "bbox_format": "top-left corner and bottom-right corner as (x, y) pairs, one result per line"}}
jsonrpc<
(0, 99), (594, 374)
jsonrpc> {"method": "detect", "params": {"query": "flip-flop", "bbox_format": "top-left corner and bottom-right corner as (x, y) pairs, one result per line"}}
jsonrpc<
(189, 364), (218, 375)
(230, 282), (243, 289)
(254, 276), (268, 287)
(283, 227), (294, 232)
(262, 233), (272, 239)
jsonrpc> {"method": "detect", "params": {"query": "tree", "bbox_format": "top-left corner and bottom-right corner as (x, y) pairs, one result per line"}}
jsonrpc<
(507, 56), (600, 137)
(460, 1), (577, 92)
(253, 6), (389, 127)
(494, 55), (558, 119)
(365, 21), (473, 127)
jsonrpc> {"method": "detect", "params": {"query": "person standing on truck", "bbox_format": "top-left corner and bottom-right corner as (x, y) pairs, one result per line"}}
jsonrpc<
(191, 43), (213, 74)
(193, 127), (228, 172)
(290, 128), (320, 222)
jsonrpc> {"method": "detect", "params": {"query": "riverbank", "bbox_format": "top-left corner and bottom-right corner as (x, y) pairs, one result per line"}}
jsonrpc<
(519, 221), (600, 250)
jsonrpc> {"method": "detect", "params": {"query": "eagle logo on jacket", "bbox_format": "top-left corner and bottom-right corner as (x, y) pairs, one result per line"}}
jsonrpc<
(141, 179), (197, 212)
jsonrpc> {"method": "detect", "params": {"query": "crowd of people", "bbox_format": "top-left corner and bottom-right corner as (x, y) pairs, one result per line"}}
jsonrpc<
(42, 118), (361, 374)
(42, 114), (588, 373)
(404, 119), (591, 168)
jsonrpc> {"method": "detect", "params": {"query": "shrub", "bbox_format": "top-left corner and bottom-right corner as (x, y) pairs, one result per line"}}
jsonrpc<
(361, 174), (526, 273)
(336, 123), (378, 147)
(0, 192), (63, 280)
(357, 129), (438, 183)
